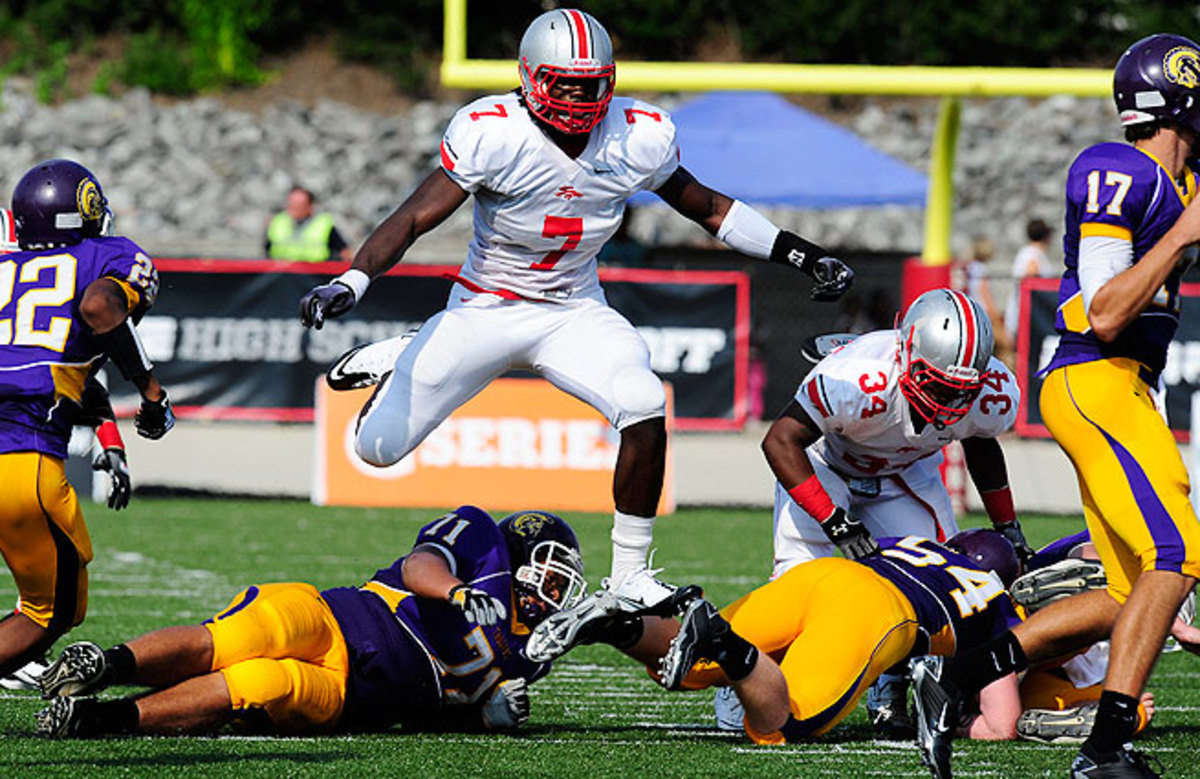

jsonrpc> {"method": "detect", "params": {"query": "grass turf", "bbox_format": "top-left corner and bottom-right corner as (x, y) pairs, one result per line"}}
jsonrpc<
(2, 500), (1198, 777)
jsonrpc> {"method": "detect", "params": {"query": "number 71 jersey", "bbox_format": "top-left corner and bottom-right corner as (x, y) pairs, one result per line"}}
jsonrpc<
(439, 92), (680, 301)
(797, 331), (1019, 477)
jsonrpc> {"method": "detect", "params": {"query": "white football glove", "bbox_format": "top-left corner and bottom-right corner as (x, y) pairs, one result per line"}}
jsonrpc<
(448, 584), (507, 626)
(481, 678), (530, 730)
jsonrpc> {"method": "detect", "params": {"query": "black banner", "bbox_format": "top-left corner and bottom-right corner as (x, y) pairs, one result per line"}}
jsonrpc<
(1015, 278), (1200, 438)
(108, 260), (750, 430)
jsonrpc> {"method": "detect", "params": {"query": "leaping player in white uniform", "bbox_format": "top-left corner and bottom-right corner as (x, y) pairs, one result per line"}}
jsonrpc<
(298, 9), (853, 612)
(755, 287), (1029, 737)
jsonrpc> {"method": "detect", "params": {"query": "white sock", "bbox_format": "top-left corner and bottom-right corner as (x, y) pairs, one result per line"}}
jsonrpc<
(611, 511), (656, 581)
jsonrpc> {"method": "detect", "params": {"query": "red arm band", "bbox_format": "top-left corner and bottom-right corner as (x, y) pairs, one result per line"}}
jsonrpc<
(980, 486), (1016, 526)
(787, 475), (836, 522)
(96, 420), (125, 451)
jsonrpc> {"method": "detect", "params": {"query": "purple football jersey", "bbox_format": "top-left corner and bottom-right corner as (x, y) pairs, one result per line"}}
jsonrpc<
(323, 505), (552, 727)
(1044, 143), (1197, 380)
(0, 236), (158, 457)
(861, 536), (1020, 656)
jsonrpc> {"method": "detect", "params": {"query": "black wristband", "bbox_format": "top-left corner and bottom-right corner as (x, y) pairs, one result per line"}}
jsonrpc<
(94, 319), (154, 381)
(769, 230), (826, 275)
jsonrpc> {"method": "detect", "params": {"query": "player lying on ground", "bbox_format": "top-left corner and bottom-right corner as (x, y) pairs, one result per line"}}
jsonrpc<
(34, 506), (585, 737)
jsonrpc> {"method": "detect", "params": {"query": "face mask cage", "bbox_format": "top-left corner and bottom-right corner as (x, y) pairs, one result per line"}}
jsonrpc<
(901, 357), (983, 428)
(514, 540), (587, 624)
(521, 61), (615, 134)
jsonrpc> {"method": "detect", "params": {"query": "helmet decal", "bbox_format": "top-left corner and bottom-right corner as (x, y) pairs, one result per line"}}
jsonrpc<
(76, 177), (106, 222)
(509, 511), (552, 538)
(1164, 46), (1200, 89)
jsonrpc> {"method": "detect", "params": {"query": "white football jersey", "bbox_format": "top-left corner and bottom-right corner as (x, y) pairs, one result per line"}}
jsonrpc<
(795, 330), (1019, 477)
(439, 92), (679, 301)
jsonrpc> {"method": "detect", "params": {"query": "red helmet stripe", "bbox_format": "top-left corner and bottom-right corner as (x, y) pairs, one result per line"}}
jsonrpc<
(566, 9), (590, 59)
(948, 289), (977, 368)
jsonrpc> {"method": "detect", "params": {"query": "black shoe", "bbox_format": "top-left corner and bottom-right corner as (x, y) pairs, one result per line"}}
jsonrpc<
(35, 696), (87, 738)
(38, 642), (107, 699)
(1071, 744), (1162, 778)
(911, 656), (959, 779)
(872, 703), (917, 740)
(658, 598), (727, 691)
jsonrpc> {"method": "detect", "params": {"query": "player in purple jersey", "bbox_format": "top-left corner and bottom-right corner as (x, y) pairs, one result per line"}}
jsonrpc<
(0, 159), (174, 688)
(558, 532), (1020, 750)
(33, 506), (587, 737)
(915, 34), (1200, 779)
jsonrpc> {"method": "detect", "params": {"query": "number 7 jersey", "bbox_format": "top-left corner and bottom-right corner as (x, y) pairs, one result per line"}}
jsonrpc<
(439, 92), (680, 301)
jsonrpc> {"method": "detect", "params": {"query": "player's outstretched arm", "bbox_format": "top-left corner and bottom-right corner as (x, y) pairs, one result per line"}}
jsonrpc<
(962, 437), (1032, 563)
(654, 167), (853, 301)
(299, 170), (469, 329)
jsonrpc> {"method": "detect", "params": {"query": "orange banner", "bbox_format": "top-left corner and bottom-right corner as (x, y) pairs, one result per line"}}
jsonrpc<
(314, 378), (674, 514)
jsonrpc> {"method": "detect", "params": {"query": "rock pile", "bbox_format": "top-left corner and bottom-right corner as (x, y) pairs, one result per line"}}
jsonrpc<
(0, 82), (1120, 267)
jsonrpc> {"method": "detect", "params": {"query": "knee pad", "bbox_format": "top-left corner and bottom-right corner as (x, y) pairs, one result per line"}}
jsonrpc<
(612, 367), (666, 429)
(222, 657), (293, 712)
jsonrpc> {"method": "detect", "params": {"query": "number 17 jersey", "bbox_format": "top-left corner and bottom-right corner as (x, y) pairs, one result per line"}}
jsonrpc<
(439, 92), (680, 301)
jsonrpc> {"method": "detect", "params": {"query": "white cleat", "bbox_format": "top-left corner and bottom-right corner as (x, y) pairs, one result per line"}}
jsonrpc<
(603, 566), (680, 614)
(0, 655), (52, 692)
(1017, 703), (1097, 745)
(325, 329), (418, 391)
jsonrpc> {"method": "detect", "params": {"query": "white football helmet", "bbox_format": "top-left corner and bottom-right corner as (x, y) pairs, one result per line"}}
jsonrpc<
(897, 288), (994, 428)
(518, 8), (615, 135)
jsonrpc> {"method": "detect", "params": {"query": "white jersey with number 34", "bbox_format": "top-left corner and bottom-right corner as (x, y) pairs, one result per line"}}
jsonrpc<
(796, 330), (1019, 478)
(439, 92), (679, 301)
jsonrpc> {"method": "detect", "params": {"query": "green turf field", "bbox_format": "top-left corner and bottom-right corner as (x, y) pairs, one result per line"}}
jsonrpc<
(2, 500), (1197, 777)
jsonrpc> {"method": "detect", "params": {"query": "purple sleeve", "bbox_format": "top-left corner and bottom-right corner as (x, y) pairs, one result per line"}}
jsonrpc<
(1027, 530), (1091, 571)
(407, 505), (507, 584)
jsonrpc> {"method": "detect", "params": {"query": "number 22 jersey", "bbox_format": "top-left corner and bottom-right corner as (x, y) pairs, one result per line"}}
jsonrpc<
(0, 236), (158, 458)
(439, 91), (680, 302)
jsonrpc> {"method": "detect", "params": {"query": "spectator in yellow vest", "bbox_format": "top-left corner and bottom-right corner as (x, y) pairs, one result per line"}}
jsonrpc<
(265, 187), (353, 263)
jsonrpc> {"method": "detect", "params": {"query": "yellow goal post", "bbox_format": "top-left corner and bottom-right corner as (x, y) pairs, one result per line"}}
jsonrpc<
(440, 0), (1111, 265)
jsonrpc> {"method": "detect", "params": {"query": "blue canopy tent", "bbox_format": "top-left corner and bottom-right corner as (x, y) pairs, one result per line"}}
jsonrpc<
(628, 92), (926, 208)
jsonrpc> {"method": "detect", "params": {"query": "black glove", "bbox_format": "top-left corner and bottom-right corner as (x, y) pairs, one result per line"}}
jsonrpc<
(769, 231), (854, 302)
(809, 256), (855, 302)
(135, 393), (175, 440)
(995, 520), (1034, 567)
(449, 584), (508, 626)
(821, 507), (879, 560)
(92, 448), (131, 510)
(299, 281), (357, 329)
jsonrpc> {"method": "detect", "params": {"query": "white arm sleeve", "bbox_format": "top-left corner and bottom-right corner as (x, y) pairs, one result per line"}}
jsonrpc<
(1077, 235), (1134, 313)
(716, 200), (781, 260)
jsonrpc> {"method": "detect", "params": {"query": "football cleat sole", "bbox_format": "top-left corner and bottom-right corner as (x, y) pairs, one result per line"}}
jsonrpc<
(1011, 559), (1106, 613)
(1017, 703), (1097, 745)
(39, 642), (107, 700)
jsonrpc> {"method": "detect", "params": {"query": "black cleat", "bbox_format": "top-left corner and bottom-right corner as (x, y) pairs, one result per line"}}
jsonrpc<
(1070, 744), (1162, 778)
(658, 597), (727, 691)
(911, 656), (958, 779)
(38, 642), (107, 699)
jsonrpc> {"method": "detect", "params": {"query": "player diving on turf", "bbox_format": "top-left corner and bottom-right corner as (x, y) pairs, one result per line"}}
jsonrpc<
(34, 507), (584, 737)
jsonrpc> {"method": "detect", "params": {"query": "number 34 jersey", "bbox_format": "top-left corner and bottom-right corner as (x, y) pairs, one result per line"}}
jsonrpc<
(796, 330), (1019, 478)
(439, 92), (680, 301)
(0, 236), (158, 458)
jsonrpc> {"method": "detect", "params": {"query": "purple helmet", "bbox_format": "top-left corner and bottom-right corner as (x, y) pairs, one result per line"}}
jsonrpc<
(11, 159), (112, 250)
(1114, 34), (1200, 135)
(499, 510), (587, 627)
(946, 529), (1021, 589)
